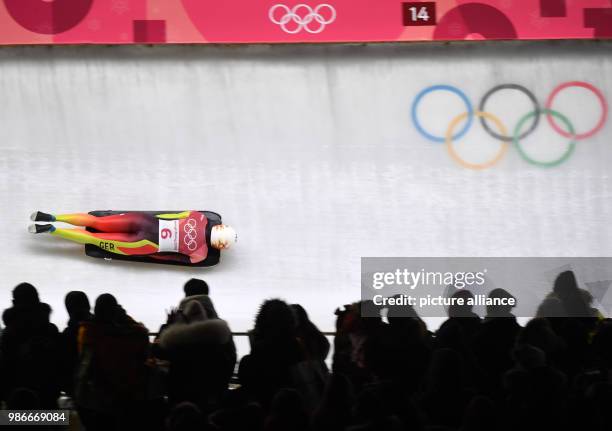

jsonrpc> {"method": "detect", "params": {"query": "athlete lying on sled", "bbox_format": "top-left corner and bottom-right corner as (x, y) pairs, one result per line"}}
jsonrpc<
(28, 210), (236, 267)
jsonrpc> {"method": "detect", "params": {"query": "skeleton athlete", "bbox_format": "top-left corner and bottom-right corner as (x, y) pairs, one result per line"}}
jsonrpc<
(29, 210), (236, 264)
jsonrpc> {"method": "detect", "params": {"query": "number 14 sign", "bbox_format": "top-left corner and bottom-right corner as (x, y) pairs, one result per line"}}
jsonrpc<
(403, 2), (437, 26)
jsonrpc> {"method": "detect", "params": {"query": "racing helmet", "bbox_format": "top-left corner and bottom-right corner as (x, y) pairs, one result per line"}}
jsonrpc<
(211, 224), (237, 250)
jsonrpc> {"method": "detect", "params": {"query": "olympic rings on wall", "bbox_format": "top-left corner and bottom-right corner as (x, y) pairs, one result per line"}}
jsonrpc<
(411, 81), (608, 169)
(269, 4), (336, 34)
(412, 85), (474, 143)
(479, 84), (540, 143)
(546, 81), (608, 140)
(447, 111), (509, 170)
(514, 109), (576, 168)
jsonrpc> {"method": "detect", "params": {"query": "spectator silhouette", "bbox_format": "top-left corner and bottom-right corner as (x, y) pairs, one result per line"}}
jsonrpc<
(165, 402), (204, 431)
(156, 278), (220, 343)
(503, 344), (568, 430)
(436, 290), (481, 384)
(291, 304), (330, 364)
(581, 380), (612, 431)
(159, 299), (236, 412)
(239, 299), (324, 410)
(181, 278), (218, 319)
(5, 387), (44, 431)
(536, 295), (565, 318)
(552, 270), (592, 318)
(461, 395), (500, 431)
(537, 271), (595, 378)
(348, 385), (404, 431)
(363, 304), (430, 393)
(0, 283), (61, 408)
(264, 388), (309, 431)
(580, 288), (601, 317)
(332, 302), (385, 392)
(419, 348), (475, 429)
(473, 289), (520, 396)
(448, 290), (479, 318)
(592, 320), (612, 369)
(516, 318), (565, 364)
(2, 277), (611, 430)
(75, 293), (150, 431)
(184, 278), (209, 296)
(6, 387), (41, 410)
(208, 401), (265, 431)
(61, 291), (93, 396)
(485, 288), (516, 318)
(311, 373), (353, 431)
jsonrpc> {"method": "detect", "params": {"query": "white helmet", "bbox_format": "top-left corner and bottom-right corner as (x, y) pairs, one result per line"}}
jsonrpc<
(211, 224), (237, 250)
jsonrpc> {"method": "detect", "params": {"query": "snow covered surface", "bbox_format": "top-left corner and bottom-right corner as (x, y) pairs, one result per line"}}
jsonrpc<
(0, 42), (610, 354)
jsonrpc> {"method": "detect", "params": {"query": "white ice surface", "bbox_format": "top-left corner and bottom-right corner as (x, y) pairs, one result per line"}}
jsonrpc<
(0, 43), (611, 355)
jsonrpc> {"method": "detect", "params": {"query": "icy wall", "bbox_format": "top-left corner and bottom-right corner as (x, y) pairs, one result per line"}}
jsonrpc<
(0, 42), (610, 342)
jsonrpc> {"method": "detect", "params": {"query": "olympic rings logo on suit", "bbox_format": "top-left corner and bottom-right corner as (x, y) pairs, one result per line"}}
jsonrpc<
(411, 81), (608, 169)
(269, 4), (336, 34)
(183, 218), (198, 251)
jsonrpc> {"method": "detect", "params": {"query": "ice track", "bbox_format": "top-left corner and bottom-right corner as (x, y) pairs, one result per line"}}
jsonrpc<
(0, 43), (611, 357)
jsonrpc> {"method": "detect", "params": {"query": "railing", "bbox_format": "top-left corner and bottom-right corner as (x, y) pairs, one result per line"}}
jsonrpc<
(149, 331), (337, 337)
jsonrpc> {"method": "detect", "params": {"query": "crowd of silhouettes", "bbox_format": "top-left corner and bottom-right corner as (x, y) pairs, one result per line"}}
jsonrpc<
(0, 270), (611, 431)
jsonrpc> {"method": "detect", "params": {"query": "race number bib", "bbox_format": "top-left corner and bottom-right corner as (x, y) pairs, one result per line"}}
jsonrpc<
(158, 219), (179, 252)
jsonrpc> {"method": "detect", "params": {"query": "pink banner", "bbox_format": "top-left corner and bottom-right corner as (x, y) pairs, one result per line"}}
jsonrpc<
(0, 0), (610, 45)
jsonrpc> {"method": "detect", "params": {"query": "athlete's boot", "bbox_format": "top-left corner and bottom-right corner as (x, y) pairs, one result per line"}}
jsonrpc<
(28, 224), (56, 234)
(30, 211), (56, 222)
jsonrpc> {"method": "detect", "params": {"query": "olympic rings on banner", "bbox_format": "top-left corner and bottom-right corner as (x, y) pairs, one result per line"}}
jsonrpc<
(446, 111), (509, 170)
(269, 4), (336, 34)
(412, 85), (474, 143)
(411, 81), (607, 169)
